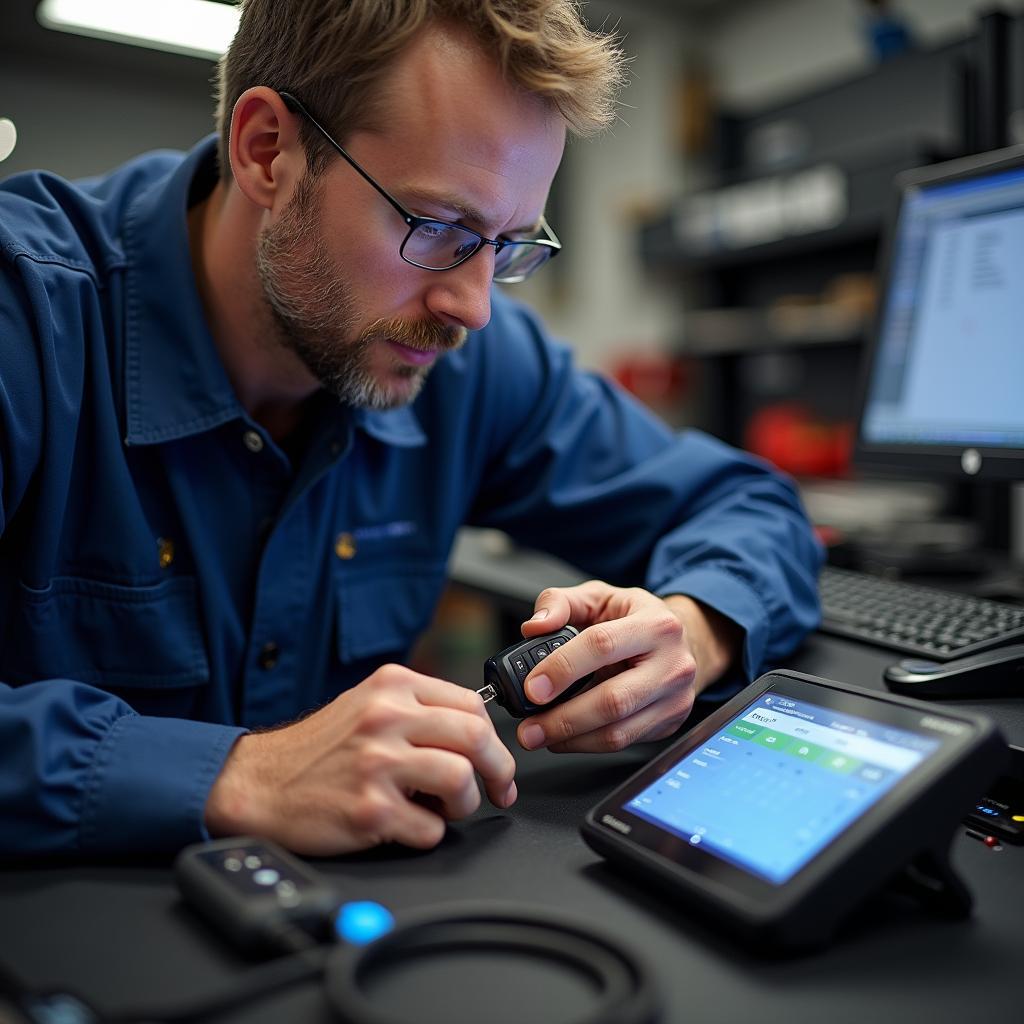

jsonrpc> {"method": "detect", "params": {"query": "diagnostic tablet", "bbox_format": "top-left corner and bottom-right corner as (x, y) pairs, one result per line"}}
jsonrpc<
(581, 670), (1006, 951)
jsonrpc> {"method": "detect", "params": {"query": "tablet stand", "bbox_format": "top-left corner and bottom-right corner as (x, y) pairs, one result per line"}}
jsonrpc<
(885, 845), (973, 918)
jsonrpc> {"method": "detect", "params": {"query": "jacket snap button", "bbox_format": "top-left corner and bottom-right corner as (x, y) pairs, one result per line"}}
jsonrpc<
(258, 642), (280, 670)
(243, 430), (264, 453)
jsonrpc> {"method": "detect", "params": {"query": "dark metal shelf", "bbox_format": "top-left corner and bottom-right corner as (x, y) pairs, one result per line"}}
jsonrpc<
(680, 306), (868, 356)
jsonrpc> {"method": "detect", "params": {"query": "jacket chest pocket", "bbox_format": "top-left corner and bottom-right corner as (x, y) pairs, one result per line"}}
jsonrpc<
(2, 575), (209, 689)
(336, 563), (448, 664)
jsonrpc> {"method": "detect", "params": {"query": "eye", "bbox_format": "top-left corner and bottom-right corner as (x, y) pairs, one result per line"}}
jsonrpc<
(416, 221), (453, 240)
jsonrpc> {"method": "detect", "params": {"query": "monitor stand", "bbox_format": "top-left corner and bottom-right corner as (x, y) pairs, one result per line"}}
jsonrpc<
(852, 482), (1024, 600)
(1012, 482), (1024, 562)
(970, 482), (1024, 601)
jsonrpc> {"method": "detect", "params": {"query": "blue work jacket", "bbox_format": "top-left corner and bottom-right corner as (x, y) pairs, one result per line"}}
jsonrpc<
(0, 137), (822, 856)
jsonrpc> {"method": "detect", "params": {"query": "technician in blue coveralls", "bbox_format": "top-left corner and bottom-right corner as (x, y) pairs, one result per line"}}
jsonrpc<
(0, 0), (822, 858)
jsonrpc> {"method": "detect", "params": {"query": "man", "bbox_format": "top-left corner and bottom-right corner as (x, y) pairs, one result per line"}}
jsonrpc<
(0, 0), (822, 858)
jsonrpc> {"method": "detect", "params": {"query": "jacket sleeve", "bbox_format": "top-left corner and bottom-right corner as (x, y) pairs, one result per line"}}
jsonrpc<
(465, 293), (824, 691)
(0, 680), (245, 857)
(0, 253), (245, 858)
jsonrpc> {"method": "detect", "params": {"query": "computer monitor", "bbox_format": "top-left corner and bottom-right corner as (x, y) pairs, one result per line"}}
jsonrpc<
(854, 145), (1024, 482)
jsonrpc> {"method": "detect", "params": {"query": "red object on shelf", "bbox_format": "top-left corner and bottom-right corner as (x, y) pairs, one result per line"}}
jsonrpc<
(610, 353), (691, 405)
(745, 403), (852, 477)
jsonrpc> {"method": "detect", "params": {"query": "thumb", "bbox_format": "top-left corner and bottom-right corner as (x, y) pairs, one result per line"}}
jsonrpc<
(521, 589), (571, 636)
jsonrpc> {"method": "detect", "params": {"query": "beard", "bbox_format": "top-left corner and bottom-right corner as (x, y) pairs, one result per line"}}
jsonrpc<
(255, 173), (467, 410)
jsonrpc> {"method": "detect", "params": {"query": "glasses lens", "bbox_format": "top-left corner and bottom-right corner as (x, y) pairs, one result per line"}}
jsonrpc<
(493, 242), (553, 283)
(404, 221), (482, 270)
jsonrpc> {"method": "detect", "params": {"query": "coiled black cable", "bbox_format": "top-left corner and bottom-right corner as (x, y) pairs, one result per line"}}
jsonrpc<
(325, 903), (659, 1024)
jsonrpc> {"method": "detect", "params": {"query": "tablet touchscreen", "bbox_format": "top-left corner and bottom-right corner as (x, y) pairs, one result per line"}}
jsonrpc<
(621, 686), (944, 885)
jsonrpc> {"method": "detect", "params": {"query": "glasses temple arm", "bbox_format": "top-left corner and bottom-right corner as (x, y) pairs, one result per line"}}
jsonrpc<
(278, 91), (413, 224)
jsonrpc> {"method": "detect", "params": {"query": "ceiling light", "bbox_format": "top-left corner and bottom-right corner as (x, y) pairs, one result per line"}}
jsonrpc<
(37, 0), (240, 60)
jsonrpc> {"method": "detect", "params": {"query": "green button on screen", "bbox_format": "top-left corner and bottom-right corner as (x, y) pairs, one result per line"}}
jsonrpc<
(790, 740), (825, 762)
(753, 729), (794, 753)
(822, 752), (861, 774)
(728, 721), (761, 740)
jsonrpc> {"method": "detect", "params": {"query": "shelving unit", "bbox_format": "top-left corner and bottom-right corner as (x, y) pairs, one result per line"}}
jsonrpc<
(640, 33), (985, 453)
(680, 305), (868, 357)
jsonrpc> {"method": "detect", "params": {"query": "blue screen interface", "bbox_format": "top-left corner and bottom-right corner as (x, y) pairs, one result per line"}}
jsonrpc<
(626, 692), (941, 885)
(862, 164), (1024, 449)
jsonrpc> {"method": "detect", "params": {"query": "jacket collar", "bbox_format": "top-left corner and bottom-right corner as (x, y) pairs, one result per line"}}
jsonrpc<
(122, 135), (240, 445)
(120, 134), (424, 449)
(353, 406), (427, 447)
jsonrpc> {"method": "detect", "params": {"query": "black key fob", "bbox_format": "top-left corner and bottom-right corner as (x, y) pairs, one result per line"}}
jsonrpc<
(481, 625), (594, 718)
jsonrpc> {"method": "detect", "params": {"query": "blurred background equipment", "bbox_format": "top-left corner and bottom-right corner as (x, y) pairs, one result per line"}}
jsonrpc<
(860, 0), (916, 61)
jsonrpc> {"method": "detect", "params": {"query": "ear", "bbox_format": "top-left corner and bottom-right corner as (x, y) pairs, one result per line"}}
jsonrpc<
(228, 86), (305, 211)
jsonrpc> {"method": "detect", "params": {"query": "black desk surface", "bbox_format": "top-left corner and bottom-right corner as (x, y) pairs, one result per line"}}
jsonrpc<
(1, 634), (1022, 1024)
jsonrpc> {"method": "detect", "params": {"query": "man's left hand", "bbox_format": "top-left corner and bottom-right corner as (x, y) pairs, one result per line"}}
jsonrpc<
(515, 581), (742, 753)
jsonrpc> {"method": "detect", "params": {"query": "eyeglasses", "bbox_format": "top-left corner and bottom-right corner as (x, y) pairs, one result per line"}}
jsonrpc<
(279, 91), (561, 284)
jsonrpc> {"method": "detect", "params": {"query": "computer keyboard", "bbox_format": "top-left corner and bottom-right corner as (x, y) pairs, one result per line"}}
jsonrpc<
(819, 565), (1024, 660)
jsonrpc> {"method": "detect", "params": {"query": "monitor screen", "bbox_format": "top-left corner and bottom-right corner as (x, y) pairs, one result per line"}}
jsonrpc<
(624, 690), (941, 885)
(855, 148), (1024, 479)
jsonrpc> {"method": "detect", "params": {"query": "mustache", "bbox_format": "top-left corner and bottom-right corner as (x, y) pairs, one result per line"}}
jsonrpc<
(360, 317), (468, 352)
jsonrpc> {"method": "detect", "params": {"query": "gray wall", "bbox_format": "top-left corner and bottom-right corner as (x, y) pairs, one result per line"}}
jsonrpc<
(0, 2), (215, 178)
(705, 0), (1024, 111)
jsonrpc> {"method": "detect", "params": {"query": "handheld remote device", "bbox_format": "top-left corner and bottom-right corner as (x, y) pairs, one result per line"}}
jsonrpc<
(175, 837), (370, 956)
(480, 625), (594, 718)
(582, 670), (1007, 951)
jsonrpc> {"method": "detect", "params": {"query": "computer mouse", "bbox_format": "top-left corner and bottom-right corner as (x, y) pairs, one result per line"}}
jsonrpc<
(884, 643), (1024, 698)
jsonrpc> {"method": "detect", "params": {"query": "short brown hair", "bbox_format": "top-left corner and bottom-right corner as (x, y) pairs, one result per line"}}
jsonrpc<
(215, 0), (626, 181)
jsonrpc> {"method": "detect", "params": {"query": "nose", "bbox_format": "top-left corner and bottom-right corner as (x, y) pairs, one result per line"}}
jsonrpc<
(423, 246), (493, 333)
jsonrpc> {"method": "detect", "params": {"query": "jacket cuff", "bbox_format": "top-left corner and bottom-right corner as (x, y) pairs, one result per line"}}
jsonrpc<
(655, 563), (770, 685)
(78, 713), (246, 855)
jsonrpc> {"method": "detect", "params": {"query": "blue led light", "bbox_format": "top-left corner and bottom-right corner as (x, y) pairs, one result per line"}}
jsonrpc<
(336, 901), (395, 945)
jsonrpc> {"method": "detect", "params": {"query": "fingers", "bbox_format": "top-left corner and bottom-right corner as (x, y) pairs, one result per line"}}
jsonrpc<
(355, 667), (517, 807)
(281, 736), (513, 855)
(518, 666), (695, 753)
(515, 583), (697, 754)
(523, 618), (633, 704)
(342, 744), (512, 851)
(402, 668), (497, 721)
(405, 708), (518, 811)
(373, 667), (518, 810)
(208, 665), (519, 857)
(523, 594), (681, 705)
(343, 779), (450, 851)
(521, 580), (611, 638)
(344, 732), (515, 850)
(517, 631), (697, 751)
(517, 661), (655, 750)
(548, 689), (694, 753)
(398, 747), (483, 820)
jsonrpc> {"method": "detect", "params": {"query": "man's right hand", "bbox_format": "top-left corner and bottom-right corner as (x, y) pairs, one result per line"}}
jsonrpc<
(204, 665), (518, 855)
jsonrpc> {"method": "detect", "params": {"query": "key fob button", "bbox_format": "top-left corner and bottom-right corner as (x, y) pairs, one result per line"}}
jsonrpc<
(511, 654), (530, 680)
(531, 643), (550, 661)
